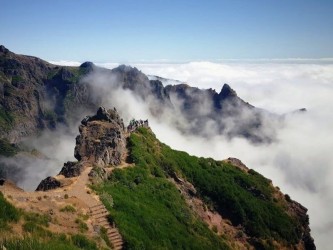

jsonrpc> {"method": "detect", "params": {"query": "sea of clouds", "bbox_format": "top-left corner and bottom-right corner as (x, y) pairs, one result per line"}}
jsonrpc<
(111, 61), (333, 249)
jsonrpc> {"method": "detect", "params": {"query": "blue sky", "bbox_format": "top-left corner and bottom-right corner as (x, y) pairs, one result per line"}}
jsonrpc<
(0, 0), (332, 62)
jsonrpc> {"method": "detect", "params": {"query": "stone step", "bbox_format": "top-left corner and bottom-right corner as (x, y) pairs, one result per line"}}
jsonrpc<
(108, 231), (119, 237)
(90, 204), (105, 209)
(90, 206), (107, 213)
(108, 234), (120, 240)
(89, 206), (105, 212)
(113, 241), (123, 248)
(90, 203), (104, 208)
(107, 228), (118, 233)
(111, 238), (123, 244)
(92, 211), (108, 218)
(97, 218), (109, 224)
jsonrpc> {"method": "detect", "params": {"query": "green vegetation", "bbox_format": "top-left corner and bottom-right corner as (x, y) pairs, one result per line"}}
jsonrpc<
(100, 227), (112, 248)
(0, 192), (100, 249)
(0, 107), (14, 132)
(99, 192), (114, 208)
(75, 218), (88, 233)
(24, 212), (51, 227)
(71, 234), (98, 250)
(60, 205), (76, 213)
(0, 138), (18, 157)
(2, 236), (80, 250)
(94, 128), (229, 249)
(1, 234), (98, 250)
(0, 191), (20, 230)
(95, 127), (303, 248)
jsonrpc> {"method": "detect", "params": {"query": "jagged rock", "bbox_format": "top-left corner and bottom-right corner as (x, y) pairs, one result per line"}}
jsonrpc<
(171, 172), (197, 196)
(219, 83), (238, 99)
(74, 107), (126, 167)
(35, 176), (61, 191)
(224, 157), (249, 172)
(59, 161), (85, 178)
(286, 199), (316, 249)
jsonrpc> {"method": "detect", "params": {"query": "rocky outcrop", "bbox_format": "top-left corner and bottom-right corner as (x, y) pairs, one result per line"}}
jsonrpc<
(286, 199), (316, 250)
(224, 157), (249, 172)
(36, 176), (61, 191)
(36, 107), (127, 190)
(59, 161), (85, 178)
(74, 107), (126, 167)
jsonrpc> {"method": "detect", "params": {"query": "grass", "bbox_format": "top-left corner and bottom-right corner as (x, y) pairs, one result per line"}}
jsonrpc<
(100, 227), (112, 248)
(93, 128), (229, 249)
(0, 107), (14, 132)
(1, 234), (99, 250)
(75, 218), (88, 233)
(0, 191), (21, 230)
(95, 167), (229, 250)
(60, 205), (76, 213)
(24, 212), (51, 227)
(0, 138), (18, 157)
(97, 127), (304, 248)
(0, 192), (100, 249)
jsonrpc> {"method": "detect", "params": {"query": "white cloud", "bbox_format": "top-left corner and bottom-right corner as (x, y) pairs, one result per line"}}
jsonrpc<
(48, 60), (81, 66)
(127, 61), (333, 249)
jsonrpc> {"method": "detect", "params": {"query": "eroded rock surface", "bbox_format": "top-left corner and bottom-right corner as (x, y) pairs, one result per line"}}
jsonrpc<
(36, 176), (61, 191)
(74, 107), (126, 167)
(59, 161), (85, 178)
(37, 107), (127, 191)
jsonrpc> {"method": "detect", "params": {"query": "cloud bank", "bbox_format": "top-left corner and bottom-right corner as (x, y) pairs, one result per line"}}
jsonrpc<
(131, 61), (333, 249)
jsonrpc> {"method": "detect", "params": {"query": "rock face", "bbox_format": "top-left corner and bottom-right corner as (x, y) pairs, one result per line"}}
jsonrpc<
(59, 161), (85, 178)
(74, 107), (126, 167)
(287, 199), (316, 250)
(36, 107), (127, 191)
(36, 177), (61, 191)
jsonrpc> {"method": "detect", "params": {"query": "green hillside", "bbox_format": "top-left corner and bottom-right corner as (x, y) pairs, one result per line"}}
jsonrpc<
(94, 128), (304, 249)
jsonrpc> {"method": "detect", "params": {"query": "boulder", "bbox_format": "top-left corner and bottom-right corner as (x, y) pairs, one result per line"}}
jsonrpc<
(36, 176), (61, 191)
(59, 161), (85, 178)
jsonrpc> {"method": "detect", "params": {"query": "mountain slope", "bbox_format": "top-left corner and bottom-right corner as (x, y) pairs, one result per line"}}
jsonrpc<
(94, 126), (314, 249)
(0, 45), (280, 145)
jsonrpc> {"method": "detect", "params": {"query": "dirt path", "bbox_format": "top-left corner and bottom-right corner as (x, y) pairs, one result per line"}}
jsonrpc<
(0, 159), (132, 250)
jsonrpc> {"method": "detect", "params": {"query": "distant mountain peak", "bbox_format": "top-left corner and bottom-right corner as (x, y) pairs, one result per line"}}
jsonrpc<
(219, 83), (237, 99)
(80, 61), (95, 68)
(0, 45), (9, 54)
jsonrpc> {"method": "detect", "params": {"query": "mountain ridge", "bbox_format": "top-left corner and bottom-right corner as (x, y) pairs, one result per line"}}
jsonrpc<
(1, 45), (279, 145)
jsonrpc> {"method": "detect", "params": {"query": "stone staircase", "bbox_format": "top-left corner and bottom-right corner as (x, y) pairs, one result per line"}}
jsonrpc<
(89, 203), (123, 250)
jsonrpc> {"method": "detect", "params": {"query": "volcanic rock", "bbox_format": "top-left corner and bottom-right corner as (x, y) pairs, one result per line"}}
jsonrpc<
(36, 176), (61, 191)
(74, 107), (126, 167)
(59, 161), (85, 178)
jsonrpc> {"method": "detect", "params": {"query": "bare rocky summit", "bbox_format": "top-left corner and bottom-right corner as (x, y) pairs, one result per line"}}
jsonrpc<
(74, 107), (126, 167)
(36, 107), (127, 191)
